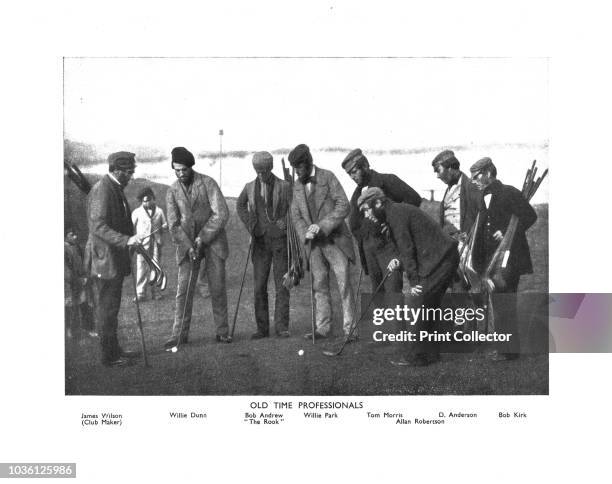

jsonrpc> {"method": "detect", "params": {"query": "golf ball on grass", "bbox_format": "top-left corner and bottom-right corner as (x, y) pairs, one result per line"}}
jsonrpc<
(298, 349), (304, 356)
(171, 347), (178, 353)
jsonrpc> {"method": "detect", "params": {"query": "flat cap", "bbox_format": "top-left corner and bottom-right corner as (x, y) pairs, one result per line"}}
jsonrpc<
(252, 151), (273, 170)
(288, 144), (313, 166)
(108, 151), (135, 169)
(470, 157), (493, 175)
(357, 186), (386, 210)
(171, 147), (195, 167)
(342, 148), (368, 173)
(431, 150), (459, 168)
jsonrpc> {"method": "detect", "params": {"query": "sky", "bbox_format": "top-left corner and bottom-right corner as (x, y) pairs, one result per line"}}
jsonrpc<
(63, 57), (548, 154)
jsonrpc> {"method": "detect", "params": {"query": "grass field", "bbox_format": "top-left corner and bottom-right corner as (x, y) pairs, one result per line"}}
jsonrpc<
(65, 178), (548, 395)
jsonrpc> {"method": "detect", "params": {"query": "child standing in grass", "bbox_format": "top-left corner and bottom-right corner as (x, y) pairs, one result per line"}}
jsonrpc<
(64, 226), (97, 339)
(131, 187), (168, 301)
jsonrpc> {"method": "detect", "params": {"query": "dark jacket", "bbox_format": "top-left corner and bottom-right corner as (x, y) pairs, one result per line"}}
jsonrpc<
(438, 172), (482, 235)
(474, 179), (537, 276)
(84, 175), (134, 279)
(385, 201), (457, 285)
(236, 174), (291, 238)
(348, 170), (422, 273)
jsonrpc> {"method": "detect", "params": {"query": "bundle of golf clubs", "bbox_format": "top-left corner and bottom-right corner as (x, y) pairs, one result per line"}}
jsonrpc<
(460, 159), (548, 293)
(64, 160), (92, 194)
(281, 157), (306, 289)
(484, 160), (547, 293)
(133, 235), (168, 292)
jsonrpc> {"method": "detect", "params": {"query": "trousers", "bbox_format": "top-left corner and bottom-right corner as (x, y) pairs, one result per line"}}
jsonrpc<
(253, 235), (290, 335)
(95, 275), (124, 363)
(310, 242), (355, 336)
(171, 247), (228, 339)
(401, 249), (459, 360)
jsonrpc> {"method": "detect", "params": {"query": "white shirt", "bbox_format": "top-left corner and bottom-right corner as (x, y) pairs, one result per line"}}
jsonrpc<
(131, 205), (168, 247)
(443, 176), (462, 231)
(306, 166), (316, 195)
(484, 193), (492, 209)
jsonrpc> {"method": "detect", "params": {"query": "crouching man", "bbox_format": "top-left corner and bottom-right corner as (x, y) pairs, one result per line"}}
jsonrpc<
(358, 187), (459, 367)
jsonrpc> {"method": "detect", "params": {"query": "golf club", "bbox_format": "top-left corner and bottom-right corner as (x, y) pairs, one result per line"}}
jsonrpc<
(130, 255), (150, 367)
(167, 258), (195, 353)
(139, 225), (164, 244)
(308, 242), (316, 345)
(322, 269), (392, 357)
(228, 237), (253, 341)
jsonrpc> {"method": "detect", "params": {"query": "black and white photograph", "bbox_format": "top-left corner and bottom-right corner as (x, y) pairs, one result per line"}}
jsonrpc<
(4, 3), (612, 483)
(63, 57), (549, 395)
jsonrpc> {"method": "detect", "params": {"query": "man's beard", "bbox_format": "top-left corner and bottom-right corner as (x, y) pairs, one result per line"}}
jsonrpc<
(180, 172), (194, 185)
(357, 169), (370, 187)
(372, 204), (386, 223)
(298, 164), (313, 184)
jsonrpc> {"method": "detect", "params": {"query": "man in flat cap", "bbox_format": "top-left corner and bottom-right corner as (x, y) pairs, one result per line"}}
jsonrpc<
(288, 144), (356, 341)
(236, 152), (292, 339)
(431, 150), (481, 245)
(431, 149), (482, 291)
(358, 187), (459, 367)
(469, 157), (537, 361)
(84, 151), (144, 367)
(164, 146), (231, 349)
(343, 148), (422, 294)
(131, 186), (168, 301)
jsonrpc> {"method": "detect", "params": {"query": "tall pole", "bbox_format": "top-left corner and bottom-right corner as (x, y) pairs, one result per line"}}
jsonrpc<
(219, 129), (224, 190)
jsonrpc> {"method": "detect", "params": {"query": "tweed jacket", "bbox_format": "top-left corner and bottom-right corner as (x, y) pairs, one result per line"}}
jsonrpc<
(166, 171), (229, 264)
(84, 175), (134, 279)
(438, 172), (482, 235)
(385, 201), (458, 285)
(290, 166), (355, 263)
(236, 174), (291, 236)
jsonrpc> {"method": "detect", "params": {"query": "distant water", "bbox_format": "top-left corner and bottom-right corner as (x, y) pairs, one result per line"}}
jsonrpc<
(81, 145), (549, 204)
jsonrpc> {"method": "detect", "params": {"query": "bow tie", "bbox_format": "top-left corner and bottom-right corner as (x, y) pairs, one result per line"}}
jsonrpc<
(300, 176), (316, 185)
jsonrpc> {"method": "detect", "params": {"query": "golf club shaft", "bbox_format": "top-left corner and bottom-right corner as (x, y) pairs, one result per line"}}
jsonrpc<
(308, 243), (316, 344)
(331, 269), (392, 356)
(229, 237), (252, 339)
(130, 258), (149, 367)
(355, 267), (364, 307)
(174, 259), (195, 350)
(139, 225), (164, 243)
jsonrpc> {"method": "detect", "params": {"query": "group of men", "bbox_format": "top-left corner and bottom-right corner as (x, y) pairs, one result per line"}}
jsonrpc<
(78, 143), (537, 368)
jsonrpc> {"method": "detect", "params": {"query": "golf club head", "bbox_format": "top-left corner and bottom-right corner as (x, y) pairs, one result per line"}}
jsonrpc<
(322, 349), (341, 357)
(159, 274), (167, 291)
(154, 270), (163, 286)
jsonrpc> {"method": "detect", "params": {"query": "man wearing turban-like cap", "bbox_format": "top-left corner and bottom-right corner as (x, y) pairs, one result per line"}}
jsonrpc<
(164, 146), (231, 348)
